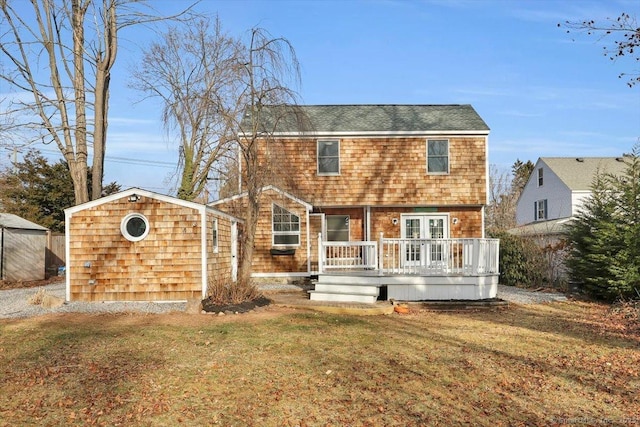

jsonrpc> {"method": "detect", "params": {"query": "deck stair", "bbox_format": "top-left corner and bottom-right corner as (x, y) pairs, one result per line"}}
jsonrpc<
(308, 274), (380, 304)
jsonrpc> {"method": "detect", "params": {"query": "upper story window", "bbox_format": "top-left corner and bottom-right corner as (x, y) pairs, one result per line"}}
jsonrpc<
(326, 215), (350, 241)
(272, 204), (300, 246)
(317, 140), (340, 175)
(537, 167), (544, 186)
(427, 139), (449, 174)
(535, 199), (548, 221)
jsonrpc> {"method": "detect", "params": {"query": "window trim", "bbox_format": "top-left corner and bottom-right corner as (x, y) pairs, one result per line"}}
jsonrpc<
(212, 218), (219, 253)
(426, 139), (450, 175)
(272, 204), (301, 247)
(317, 139), (340, 176)
(537, 167), (544, 187)
(120, 213), (150, 242)
(534, 199), (548, 221)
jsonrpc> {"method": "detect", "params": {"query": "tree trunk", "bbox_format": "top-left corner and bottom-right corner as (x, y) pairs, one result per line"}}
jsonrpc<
(91, 0), (118, 200)
(238, 187), (260, 285)
(92, 68), (108, 200)
(69, 158), (89, 204)
(71, 0), (90, 204)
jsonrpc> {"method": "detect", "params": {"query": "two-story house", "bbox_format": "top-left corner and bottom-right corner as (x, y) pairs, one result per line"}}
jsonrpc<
(514, 157), (627, 236)
(211, 104), (499, 302)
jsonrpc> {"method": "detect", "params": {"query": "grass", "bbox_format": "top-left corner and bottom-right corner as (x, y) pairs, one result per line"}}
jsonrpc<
(1, 301), (639, 426)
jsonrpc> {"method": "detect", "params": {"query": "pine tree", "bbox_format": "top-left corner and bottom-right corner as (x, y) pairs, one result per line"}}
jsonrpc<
(566, 144), (640, 301)
(0, 150), (121, 232)
(607, 146), (640, 297)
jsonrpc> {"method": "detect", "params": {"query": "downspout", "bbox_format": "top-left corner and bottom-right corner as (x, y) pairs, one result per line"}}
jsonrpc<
(483, 134), (489, 238)
(200, 207), (208, 300)
(364, 206), (371, 241)
(237, 144), (242, 194)
(306, 208), (310, 274)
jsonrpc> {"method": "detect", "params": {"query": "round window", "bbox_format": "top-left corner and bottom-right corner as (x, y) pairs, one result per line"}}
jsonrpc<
(121, 213), (150, 242)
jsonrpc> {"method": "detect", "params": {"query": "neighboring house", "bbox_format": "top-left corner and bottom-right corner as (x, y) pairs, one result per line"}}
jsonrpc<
(212, 104), (499, 302)
(0, 213), (48, 281)
(514, 157), (628, 234)
(65, 188), (240, 302)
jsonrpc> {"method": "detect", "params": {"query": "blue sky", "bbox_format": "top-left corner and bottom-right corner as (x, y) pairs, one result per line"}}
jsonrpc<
(3, 0), (639, 195)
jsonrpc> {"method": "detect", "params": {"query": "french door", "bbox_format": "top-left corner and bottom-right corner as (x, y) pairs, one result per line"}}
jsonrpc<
(401, 215), (449, 266)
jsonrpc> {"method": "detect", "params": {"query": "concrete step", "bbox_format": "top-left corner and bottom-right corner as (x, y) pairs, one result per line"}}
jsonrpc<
(317, 274), (380, 285)
(308, 290), (378, 304)
(314, 283), (379, 295)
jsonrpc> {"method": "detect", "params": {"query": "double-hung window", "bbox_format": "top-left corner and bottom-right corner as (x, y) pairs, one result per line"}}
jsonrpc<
(427, 140), (449, 174)
(317, 140), (340, 175)
(534, 199), (548, 221)
(272, 204), (300, 246)
(537, 168), (544, 187)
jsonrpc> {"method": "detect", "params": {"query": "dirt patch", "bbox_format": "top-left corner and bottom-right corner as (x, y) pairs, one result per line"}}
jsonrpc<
(201, 295), (272, 314)
(0, 276), (64, 290)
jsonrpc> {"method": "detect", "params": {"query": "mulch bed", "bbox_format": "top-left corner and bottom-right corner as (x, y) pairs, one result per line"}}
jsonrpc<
(201, 296), (272, 314)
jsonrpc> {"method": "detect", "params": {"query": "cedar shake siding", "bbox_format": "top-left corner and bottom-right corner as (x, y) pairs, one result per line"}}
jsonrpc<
(65, 189), (240, 302)
(211, 187), (312, 274)
(259, 136), (487, 208)
(369, 207), (483, 239)
(206, 211), (235, 286)
(214, 104), (490, 276)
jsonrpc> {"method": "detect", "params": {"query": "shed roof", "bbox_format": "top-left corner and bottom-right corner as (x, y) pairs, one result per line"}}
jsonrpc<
(65, 188), (242, 223)
(209, 185), (313, 211)
(541, 157), (628, 191)
(508, 217), (573, 237)
(0, 213), (48, 231)
(244, 104), (490, 136)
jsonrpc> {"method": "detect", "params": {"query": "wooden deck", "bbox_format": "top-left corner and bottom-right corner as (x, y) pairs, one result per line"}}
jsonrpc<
(310, 237), (500, 303)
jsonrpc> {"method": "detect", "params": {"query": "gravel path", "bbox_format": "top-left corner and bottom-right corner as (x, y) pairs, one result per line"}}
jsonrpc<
(498, 285), (568, 304)
(0, 282), (188, 319)
(0, 282), (567, 319)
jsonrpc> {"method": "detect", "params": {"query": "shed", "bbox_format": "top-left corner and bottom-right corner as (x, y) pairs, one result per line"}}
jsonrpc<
(0, 213), (48, 281)
(64, 188), (241, 302)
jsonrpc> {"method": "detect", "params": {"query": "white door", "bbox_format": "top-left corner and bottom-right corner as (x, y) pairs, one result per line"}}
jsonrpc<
(401, 215), (448, 266)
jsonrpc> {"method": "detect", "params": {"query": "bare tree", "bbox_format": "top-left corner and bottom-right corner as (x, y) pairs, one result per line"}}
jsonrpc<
(561, 12), (640, 87)
(131, 17), (242, 201)
(0, 0), (193, 204)
(133, 19), (306, 284)
(233, 28), (309, 285)
(486, 159), (534, 234)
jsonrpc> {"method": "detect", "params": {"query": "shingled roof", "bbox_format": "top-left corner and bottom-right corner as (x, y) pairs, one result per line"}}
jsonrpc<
(0, 213), (48, 231)
(245, 104), (489, 135)
(541, 157), (628, 191)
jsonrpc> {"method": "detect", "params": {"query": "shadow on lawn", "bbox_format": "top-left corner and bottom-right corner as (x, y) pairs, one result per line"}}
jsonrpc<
(380, 312), (640, 422)
(464, 301), (640, 348)
(4, 317), (168, 423)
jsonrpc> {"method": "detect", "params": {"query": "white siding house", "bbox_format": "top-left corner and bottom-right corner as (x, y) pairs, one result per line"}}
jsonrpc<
(515, 157), (628, 227)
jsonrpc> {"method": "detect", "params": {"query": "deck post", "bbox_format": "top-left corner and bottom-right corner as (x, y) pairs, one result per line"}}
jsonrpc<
(378, 232), (384, 276)
(317, 233), (323, 274)
(472, 239), (480, 275)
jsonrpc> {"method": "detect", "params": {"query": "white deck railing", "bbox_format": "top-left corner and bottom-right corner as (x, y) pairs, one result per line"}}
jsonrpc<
(318, 233), (499, 276)
(319, 240), (378, 271)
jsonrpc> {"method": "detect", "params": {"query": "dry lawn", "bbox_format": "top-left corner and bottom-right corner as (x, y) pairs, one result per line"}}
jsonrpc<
(1, 301), (638, 426)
